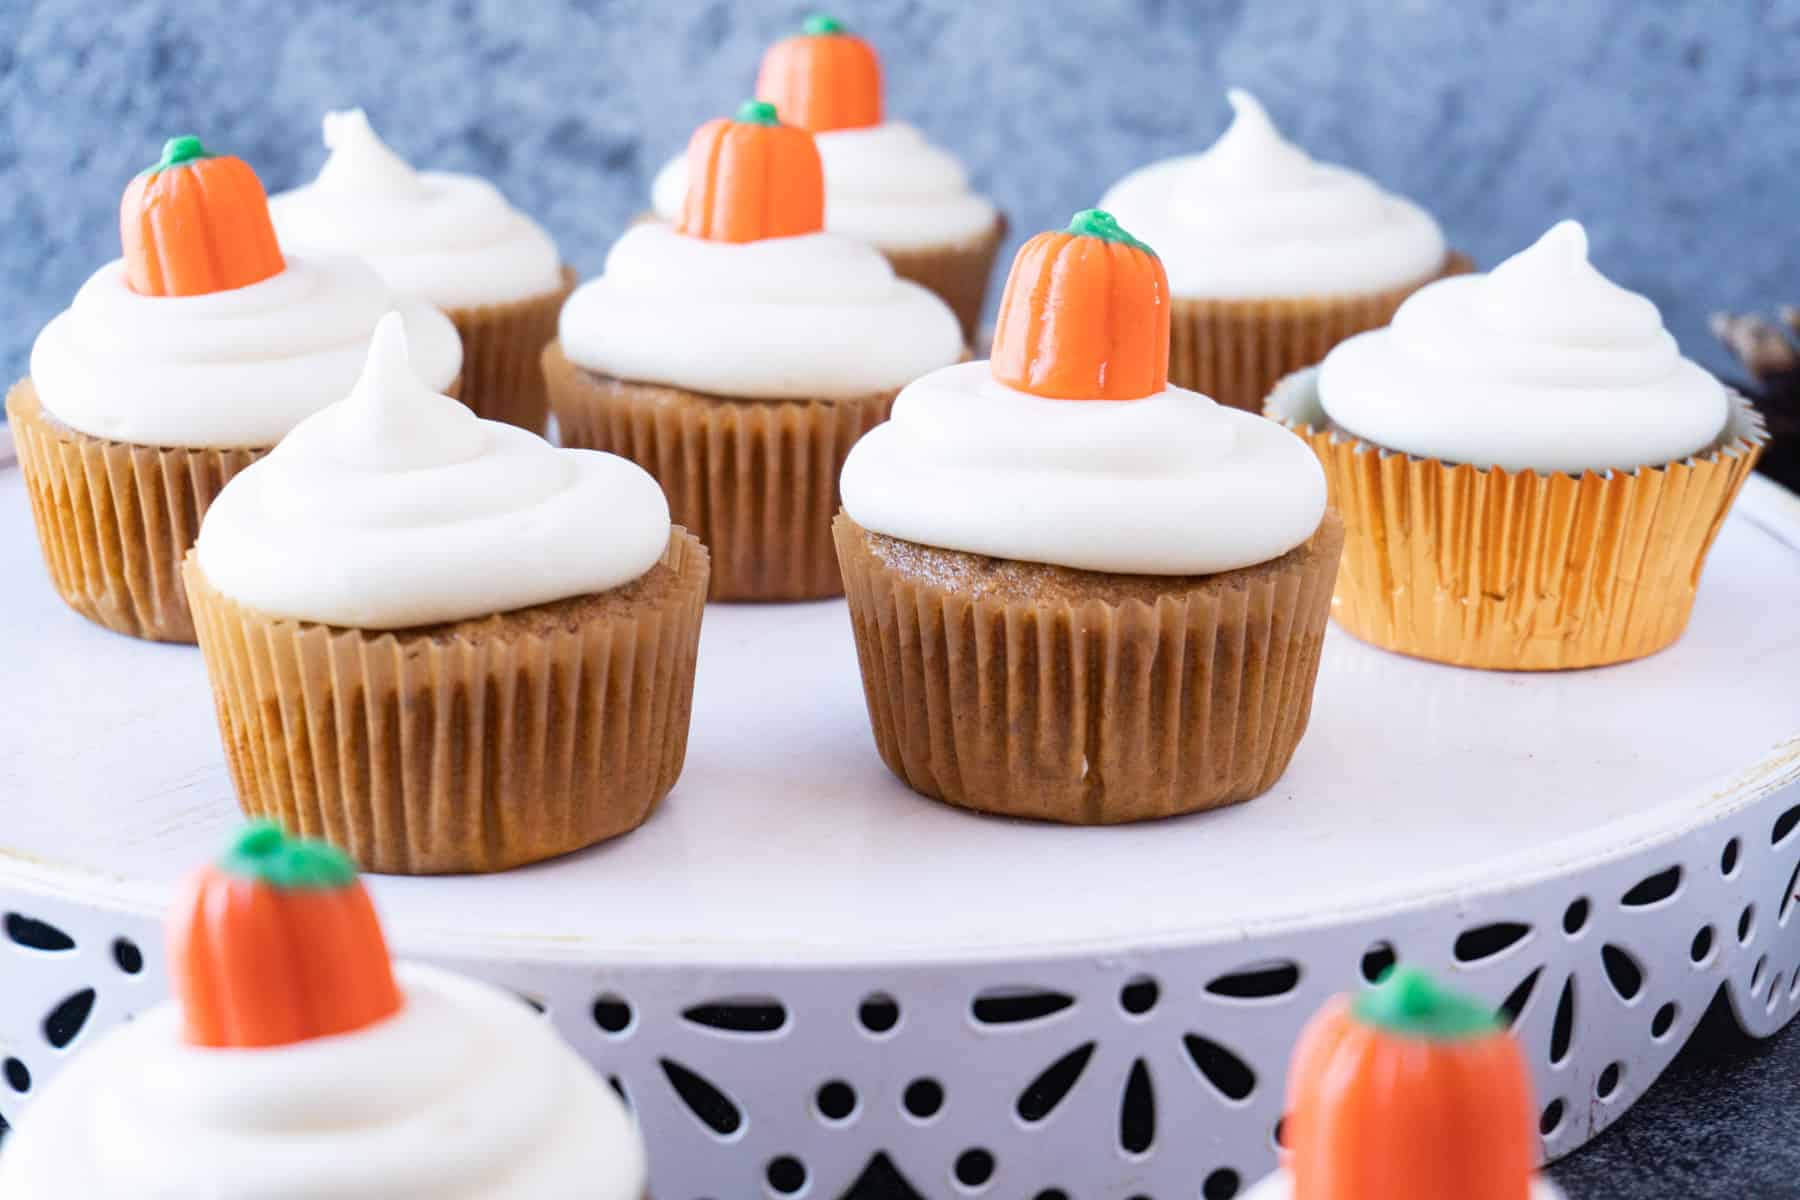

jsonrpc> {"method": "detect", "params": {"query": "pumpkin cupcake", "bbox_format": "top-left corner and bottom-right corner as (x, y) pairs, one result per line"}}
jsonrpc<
(1100, 90), (1468, 412)
(650, 15), (1004, 343)
(1245, 968), (1562, 1199)
(550, 100), (963, 601)
(0, 823), (650, 1198)
(1267, 220), (1765, 670)
(835, 210), (1341, 824)
(184, 315), (707, 874)
(270, 109), (574, 434)
(7, 135), (461, 644)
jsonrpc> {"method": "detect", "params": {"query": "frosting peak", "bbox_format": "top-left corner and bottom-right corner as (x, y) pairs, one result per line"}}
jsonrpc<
(333, 313), (484, 468)
(1475, 219), (1662, 345)
(315, 108), (427, 200)
(1185, 89), (1317, 190)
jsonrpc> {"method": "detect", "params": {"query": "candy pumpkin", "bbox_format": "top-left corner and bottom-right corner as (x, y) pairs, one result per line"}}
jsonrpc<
(120, 135), (285, 297)
(675, 100), (826, 244)
(755, 13), (883, 133)
(168, 822), (401, 1049)
(990, 209), (1171, 402)
(1284, 968), (1536, 1200)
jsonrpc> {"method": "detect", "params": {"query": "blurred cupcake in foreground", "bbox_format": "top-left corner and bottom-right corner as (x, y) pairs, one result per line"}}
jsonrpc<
(185, 315), (706, 874)
(0, 822), (649, 1197)
(651, 14), (1004, 342)
(271, 109), (573, 433)
(1245, 967), (1561, 1200)
(836, 210), (1340, 823)
(7, 135), (460, 643)
(552, 100), (962, 601)
(1101, 89), (1468, 411)
(1267, 220), (1765, 670)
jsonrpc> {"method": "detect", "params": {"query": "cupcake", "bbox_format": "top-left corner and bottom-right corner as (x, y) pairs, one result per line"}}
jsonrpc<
(650, 14), (1004, 343)
(7, 135), (461, 644)
(269, 109), (574, 434)
(0, 823), (649, 1198)
(184, 314), (707, 874)
(835, 210), (1341, 824)
(1100, 90), (1468, 412)
(550, 101), (962, 601)
(1245, 968), (1562, 1200)
(1266, 220), (1765, 670)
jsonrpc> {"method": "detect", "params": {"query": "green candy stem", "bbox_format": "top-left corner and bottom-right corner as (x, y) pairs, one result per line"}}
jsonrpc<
(1065, 208), (1157, 257)
(803, 13), (847, 35)
(217, 821), (358, 891)
(148, 134), (213, 174)
(735, 99), (783, 126)
(1351, 966), (1500, 1041)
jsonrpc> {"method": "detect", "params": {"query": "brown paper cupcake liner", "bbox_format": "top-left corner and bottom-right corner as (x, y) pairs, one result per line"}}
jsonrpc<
(1266, 370), (1767, 670)
(544, 340), (899, 602)
(881, 213), (1008, 348)
(1173, 251), (1474, 413)
(446, 265), (577, 435)
(183, 531), (709, 875)
(832, 511), (1345, 824)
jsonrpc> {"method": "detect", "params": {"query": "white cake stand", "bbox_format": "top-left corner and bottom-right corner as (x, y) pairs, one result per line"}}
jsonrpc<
(2, 454), (1799, 1200)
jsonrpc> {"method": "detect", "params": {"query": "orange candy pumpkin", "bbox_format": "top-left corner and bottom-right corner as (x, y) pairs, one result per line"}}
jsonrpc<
(990, 209), (1171, 402)
(755, 13), (883, 132)
(120, 135), (285, 297)
(676, 100), (826, 244)
(1284, 968), (1537, 1200)
(168, 822), (401, 1049)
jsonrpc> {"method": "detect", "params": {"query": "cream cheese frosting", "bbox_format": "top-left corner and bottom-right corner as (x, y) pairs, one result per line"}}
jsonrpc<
(29, 252), (460, 450)
(195, 313), (670, 628)
(651, 121), (998, 252)
(1099, 89), (1447, 299)
(1242, 1168), (1565, 1200)
(840, 360), (1326, 574)
(270, 109), (563, 308)
(559, 222), (963, 398)
(1317, 220), (1731, 473)
(0, 963), (647, 1200)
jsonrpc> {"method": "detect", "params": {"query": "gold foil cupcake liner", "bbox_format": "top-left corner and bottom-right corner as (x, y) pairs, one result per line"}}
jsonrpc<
(544, 340), (898, 601)
(446, 265), (577, 435)
(183, 530), (709, 875)
(832, 511), (1345, 824)
(1266, 370), (1767, 670)
(1173, 251), (1474, 413)
(881, 213), (1008, 348)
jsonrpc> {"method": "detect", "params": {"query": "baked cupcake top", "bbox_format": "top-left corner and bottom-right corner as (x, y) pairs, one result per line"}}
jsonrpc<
(30, 135), (461, 450)
(651, 15), (997, 252)
(1318, 220), (1731, 472)
(840, 210), (1325, 574)
(565, 100), (962, 398)
(269, 109), (563, 308)
(1100, 90), (1446, 299)
(196, 313), (669, 628)
(0, 823), (647, 1200)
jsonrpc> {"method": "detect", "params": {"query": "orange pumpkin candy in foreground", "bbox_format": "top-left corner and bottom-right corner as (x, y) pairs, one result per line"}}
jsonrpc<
(168, 822), (401, 1049)
(120, 135), (285, 297)
(755, 13), (883, 133)
(990, 209), (1171, 402)
(1283, 967), (1538, 1200)
(676, 100), (826, 244)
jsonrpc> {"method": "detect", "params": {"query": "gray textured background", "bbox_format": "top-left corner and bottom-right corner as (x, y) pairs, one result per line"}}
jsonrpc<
(2, 0), (1795, 387)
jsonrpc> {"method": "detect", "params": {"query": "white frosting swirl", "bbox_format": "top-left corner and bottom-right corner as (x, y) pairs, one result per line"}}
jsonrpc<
(1099, 90), (1447, 298)
(29, 253), (460, 449)
(840, 361), (1326, 574)
(270, 109), (563, 308)
(195, 313), (671, 628)
(651, 122), (998, 251)
(0, 964), (647, 1200)
(1242, 1167), (1564, 1200)
(1318, 221), (1731, 473)
(559, 222), (963, 398)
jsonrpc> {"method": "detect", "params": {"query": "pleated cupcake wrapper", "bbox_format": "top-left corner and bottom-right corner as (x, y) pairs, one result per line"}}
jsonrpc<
(880, 213), (1008, 349)
(1266, 370), (1768, 670)
(544, 340), (898, 601)
(832, 512), (1345, 824)
(182, 531), (709, 875)
(1173, 251), (1475, 413)
(445, 265), (577, 435)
